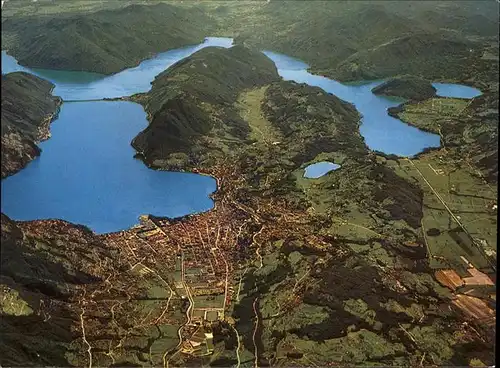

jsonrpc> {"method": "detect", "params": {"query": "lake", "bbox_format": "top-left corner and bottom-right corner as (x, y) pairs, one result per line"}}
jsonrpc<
(1, 37), (482, 233)
(262, 52), (482, 157)
(263, 51), (444, 157)
(432, 83), (482, 99)
(1, 101), (216, 233)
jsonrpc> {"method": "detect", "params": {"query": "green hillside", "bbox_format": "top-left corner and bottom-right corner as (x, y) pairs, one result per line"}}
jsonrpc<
(220, 1), (498, 82)
(333, 33), (475, 82)
(234, 3), (422, 69)
(2, 0), (498, 82)
(2, 3), (215, 74)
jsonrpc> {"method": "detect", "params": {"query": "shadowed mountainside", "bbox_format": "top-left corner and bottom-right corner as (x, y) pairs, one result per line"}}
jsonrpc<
(1, 71), (61, 178)
(0, 214), (113, 366)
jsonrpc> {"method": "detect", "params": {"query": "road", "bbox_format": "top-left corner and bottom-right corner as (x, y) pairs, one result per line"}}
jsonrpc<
(211, 222), (230, 318)
(252, 297), (260, 368)
(330, 215), (383, 238)
(164, 251), (194, 368)
(252, 225), (265, 269)
(181, 252), (194, 324)
(236, 267), (249, 302)
(230, 324), (242, 368)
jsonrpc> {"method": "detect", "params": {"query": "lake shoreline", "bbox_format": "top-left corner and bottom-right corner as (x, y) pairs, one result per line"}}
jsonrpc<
(2, 38), (482, 233)
(1, 72), (63, 179)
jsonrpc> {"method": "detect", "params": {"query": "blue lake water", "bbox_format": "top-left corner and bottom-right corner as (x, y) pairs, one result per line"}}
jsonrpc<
(263, 51), (444, 157)
(304, 162), (341, 179)
(1, 102), (216, 233)
(1, 36), (483, 233)
(432, 83), (482, 99)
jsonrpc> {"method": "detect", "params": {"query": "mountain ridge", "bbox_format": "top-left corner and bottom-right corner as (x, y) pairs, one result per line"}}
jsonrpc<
(2, 3), (215, 74)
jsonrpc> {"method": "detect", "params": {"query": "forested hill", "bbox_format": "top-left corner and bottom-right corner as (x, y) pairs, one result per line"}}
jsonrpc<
(2, 3), (215, 74)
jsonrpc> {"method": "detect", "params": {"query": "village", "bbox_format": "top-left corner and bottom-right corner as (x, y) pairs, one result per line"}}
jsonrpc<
(97, 182), (255, 358)
(18, 153), (497, 363)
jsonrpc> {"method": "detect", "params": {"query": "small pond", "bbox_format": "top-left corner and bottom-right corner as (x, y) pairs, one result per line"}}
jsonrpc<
(304, 162), (341, 179)
(432, 83), (482, 99)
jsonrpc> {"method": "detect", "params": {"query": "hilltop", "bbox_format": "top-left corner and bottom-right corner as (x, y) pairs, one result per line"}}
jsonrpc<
(131, 45), (281, 170)
(2, 3), (215, 74)
(1, 72), (61, 178)
(372, 76), (437, 101)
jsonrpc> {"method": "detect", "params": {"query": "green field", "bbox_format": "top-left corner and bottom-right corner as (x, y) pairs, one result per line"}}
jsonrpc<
(193, 294), (225, 309)
(399, 98), (469, 133)
(389, 155), (497, 272)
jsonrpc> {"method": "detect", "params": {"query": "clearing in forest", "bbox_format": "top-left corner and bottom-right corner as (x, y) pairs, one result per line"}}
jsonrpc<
(237, 86), (281, 145)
